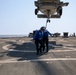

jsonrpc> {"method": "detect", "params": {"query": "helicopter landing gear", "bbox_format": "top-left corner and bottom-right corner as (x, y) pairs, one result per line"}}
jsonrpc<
(57, 6), (62, 16)
(35, 9), (38, 15)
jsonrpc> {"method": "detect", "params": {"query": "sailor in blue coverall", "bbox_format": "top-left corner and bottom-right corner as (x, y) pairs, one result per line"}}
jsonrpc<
(33, 27), (44, 55)
(43, 28), (52, 52)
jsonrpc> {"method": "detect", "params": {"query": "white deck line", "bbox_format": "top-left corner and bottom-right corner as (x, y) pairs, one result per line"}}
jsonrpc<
(0, 58), (76, 64)
(2, 44), (76, 53)
(8, 48), (76, 53)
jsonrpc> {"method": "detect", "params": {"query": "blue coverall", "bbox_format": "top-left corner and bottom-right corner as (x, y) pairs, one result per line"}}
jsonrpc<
(43, 30), (52, 52)
(33, 30), (43, 54)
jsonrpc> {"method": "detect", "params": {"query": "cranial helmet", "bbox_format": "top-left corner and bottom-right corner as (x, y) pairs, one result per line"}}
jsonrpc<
(40, 26), (46, 30)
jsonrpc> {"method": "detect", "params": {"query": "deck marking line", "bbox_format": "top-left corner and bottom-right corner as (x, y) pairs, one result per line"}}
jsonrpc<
(0, 58), (76, 64)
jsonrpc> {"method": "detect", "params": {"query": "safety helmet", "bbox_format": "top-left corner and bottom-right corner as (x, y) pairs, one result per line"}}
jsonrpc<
(40, 26), (46, 30)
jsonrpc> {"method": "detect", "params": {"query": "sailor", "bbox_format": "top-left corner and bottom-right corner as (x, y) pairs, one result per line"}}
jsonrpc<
(43, 27), (52, 52)
(33, 27), (44, 55)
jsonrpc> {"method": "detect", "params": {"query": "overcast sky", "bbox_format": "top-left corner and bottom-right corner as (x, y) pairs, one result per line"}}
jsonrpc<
(0, 0), (76, 35)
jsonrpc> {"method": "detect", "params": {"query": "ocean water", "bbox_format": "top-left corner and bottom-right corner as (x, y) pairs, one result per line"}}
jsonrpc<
(0, 35), (28, 38)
